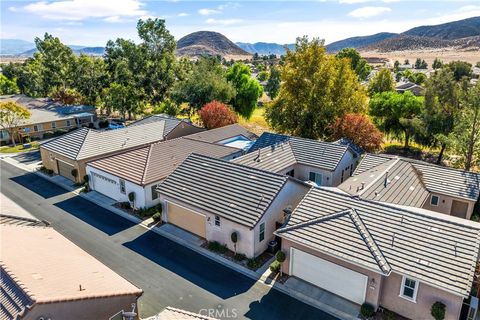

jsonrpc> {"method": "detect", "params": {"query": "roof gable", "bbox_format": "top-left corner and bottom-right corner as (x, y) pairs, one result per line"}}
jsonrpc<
(184, 124), (257, 144)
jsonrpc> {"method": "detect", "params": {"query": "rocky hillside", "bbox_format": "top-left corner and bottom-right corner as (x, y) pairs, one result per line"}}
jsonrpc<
(326, 32), (397, 53)
(403, 16), (480, 40)
(176, 31), (251, 59)
(363, 34), (480, 52)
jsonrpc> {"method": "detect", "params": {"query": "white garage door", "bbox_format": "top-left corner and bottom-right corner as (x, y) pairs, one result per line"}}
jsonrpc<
(290, 248), (367, 304)
(91, 172), (119, 200)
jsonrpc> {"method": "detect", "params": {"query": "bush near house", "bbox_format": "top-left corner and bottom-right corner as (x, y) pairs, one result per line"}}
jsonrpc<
(199, 101), (238, 129)
(431, 301), (446, 320)
(207, 241), (228, 254)
(152, 212), (162, 222)
(233, 253), (246, 261)
(269, 260), (281, 273)
(360, 303), (375, 319)
(246, 258), (260, 270)
(39, 165), (54, 175)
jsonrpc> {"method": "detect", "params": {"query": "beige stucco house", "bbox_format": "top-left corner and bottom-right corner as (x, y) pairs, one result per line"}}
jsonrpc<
(339, 154), (480, 219)
(275, 187), (480, 320)
(0, 217), (142, 320)
(157, 153), (311, 258)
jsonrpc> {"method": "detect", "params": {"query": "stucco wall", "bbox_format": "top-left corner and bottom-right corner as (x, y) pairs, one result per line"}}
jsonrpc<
(40, 147), (85, 183)
(22, 295), (140, 320)
(332, 150), (358, 186)
(422, 192), (475, 220)
(294, 164), (334, 186)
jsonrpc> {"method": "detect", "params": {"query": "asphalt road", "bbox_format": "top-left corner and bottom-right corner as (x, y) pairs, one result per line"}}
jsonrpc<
(0, 161), (338, 320)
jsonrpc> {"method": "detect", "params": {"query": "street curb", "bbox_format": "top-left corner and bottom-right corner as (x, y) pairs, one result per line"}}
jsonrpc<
(34, 170), (357, 320)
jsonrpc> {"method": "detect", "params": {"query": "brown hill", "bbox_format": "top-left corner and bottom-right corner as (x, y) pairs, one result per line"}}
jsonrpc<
(362, 35), (480, 52)
(176, 31), (251, 59)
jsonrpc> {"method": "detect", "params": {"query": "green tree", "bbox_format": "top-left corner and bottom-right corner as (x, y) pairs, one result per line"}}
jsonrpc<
(432, 58), (443, 70)
(393, 60), (400, 72)
(0, 101), (31, 146)
(336, 48), (372, 81)
(265, 37), (367, 139)
(172, 57), (235, 113)
(369, 91), (424, 149)
(368, 68), (395, 96)
(72, 54), (107, 105)
(0, 74), (20, 95)
(414, 58), (428, 69)
(447, 61), (472, 81)
(265, 66), (281, 99)
(100, 83), (143, 119)
(226, 62), (263, 119)
(257, 71), (269, 82)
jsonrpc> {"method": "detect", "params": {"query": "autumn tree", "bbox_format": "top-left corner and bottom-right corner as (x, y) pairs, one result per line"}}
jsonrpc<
(226, 62), (263, 119)
(265, 37), (367, 140)
(368, 68), (395, 96)
(0, 102), (31, 146)
(330, 113), (383, 152)
(199, 101), (238, 129)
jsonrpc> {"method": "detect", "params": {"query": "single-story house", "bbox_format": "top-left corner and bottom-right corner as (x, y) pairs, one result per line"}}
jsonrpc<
(183, 123), (258, 151)
(275, 187), (480, 320)
(86, 137), (244, 209)
(396, 82), (425, 96)
(40, 118), (203, 183)
(339, 154), (480, 219)
(0, 94), (96, 144)
(157, 153), (311, 258)
(1, 217), (143, 320)
(233, 132), (361, 187)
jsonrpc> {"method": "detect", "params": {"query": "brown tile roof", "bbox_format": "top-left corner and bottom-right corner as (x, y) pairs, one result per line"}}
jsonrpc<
(88, 137), (241, 186)
(0, 224), (142, 304)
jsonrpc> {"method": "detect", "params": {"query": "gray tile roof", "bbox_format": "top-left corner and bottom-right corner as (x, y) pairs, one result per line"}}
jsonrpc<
(184, 124), (257, 144)
(232, 143), (297, 172)
(157, 153), (291, 228)
(129, 114), (190, 137)
(0, 267), (33, 320)
(244, 132), (353, 172)
(354, 154), (480, 201)
(41, 121), (170, 160)
(339, 158), (430, 207)
(88, 137), (241, 186)
(276, 187), (480, 297)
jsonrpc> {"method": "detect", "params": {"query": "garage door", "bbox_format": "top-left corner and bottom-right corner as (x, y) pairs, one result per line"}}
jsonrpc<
(57, 160), (76, 181)
(167, 202), (206, 238)
(290, 248), (367, 304)
(91, 172), (119, 200)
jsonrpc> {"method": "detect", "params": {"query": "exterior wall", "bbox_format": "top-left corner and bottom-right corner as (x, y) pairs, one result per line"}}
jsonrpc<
(422, 192), (475, 220)
(144, 181), (163, 208)
(1, 118), (76, 143)
(293, 164), (334, 187)
(40, 147), (84, 183)
(165, 122), (205, 140)
(281, 239), (383, 308)
(380, 272), (463, 320)
(332, 150), (359, 186)
(23, 294), (140, 320)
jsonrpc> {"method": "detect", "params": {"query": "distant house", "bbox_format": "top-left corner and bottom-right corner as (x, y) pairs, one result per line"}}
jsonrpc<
(86, 137), (244, 209)
(157, 154), (310, 258)
(396, 82), (425, 96)
(233, 132), (361, 187)
(40, 118), (203, 183)
(338, 154), (480, 219)
(0, 94), (96, 144)
(275, 187), (480, 320)
(0, 217), (142, 320)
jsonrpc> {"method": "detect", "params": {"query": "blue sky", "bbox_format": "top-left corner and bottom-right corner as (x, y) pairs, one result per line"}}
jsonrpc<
(1, 0), (480, 46)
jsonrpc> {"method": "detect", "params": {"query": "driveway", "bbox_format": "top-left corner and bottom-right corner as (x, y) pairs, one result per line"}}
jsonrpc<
(0, 161), (338, 320)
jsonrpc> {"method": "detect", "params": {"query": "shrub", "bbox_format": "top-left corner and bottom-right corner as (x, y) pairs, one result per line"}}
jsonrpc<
(128, 192), (135, 202)
(269, 260), (281, 273)
(247, 258), (260, 270)
(360, 303), (375, 319)
(199, 101), (238, 129)
(330, 113), (383, 152)
(431, 301), (446, 320)
(152, 212), (162, 222)
(275, 250), (286, 263)
(71, 168), (78, 178)
(208, 241), (228, 254)
(233, 253), (246, 261)
(156, 203), (163, 214)
(119, 202), (131, 210)
(83, 175), (89, 184)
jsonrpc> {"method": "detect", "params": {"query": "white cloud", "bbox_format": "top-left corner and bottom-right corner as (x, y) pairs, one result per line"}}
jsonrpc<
(205, 18), (243, 26)
(8, 6), (18, 12)
(178, 12), (189, 17)
(198, 8), (221, 16)
(24, 0), (148, 21)
(348, 6), (392, 18)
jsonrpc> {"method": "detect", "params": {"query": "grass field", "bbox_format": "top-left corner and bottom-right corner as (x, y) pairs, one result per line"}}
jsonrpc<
(239, 107), (270, 136)
(0, 142), (39, 153)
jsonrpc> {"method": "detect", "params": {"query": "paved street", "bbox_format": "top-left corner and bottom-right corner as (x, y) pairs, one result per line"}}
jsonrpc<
(0, 161), (338, 320)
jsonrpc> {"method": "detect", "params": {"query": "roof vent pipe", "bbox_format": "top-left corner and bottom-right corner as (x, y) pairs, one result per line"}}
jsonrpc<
(384, 171), (389, 187)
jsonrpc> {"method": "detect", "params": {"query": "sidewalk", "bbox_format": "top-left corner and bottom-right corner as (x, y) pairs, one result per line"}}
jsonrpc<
(34, 169), (359, 320)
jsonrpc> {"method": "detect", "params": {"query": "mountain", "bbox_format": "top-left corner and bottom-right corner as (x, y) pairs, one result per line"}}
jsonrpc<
(403, 16), (480, 40)
(236, 42), (295, 56)
(176, 31), (251, 59)
(1, 39), (35, 55)
(326, 32), (398, 53)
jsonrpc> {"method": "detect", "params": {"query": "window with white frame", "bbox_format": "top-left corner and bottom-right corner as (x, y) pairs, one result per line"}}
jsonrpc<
(214, 215), (221, 227)
(309, 172), (323, 186)
(430, 195), (439, 206)
(400, 276), (418, 301)
(119, 179), (126, 194)
(259, 222), (265, 242)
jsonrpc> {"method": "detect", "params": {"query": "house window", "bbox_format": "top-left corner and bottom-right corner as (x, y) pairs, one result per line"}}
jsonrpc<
(309, 172), (323, 185)
(33, 125), (39, 132)
(51, 122), (56, 129)
(430, 195), (439, 206)
(259, 222), (265, 242)
(66, 120), (71, 127)
(214, 215), (221, 227)
(151, 185), (158, 200)
(286, 169), (294, 177)
(400, 276), (418, 301)
(119, 180), (126, 194)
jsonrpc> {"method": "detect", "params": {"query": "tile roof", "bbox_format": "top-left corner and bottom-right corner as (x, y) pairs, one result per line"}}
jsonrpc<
(243, 132), (352, 172)
(41, 121), (170, 160)
(276, 187), (480, 297)
(149, 307), (218, 320)
(1, 267), (33, 320)
(354, 154), (480, 201)
(184, 124), (257, 144)
(157, 153), (291, 228)
(0, 225), (142, 305)
(129, 114), (195, 137)
(232, 143), (297, 172)
(88, 137), (241, 186)
(338, 158), (431, 207)
(0, 214), (50, 227)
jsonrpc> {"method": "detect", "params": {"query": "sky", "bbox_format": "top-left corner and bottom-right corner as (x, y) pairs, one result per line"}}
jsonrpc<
(1, 0), (480, 46)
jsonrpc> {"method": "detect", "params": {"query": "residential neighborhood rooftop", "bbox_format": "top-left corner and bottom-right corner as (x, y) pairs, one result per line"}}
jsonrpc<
(184, 123), (257, 146)
(129, 113), (199, 137)
(157, 153), (295, 228)
(276, 187), (480, 297)
(88, 137), (242, 186)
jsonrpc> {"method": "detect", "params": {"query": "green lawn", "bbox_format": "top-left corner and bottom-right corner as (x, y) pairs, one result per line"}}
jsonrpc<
(0, 142), (40, 153)
(239, 107), (270, 136)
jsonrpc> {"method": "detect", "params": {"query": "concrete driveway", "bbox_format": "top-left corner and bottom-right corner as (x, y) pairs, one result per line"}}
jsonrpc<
(1, 161), (339, 320)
